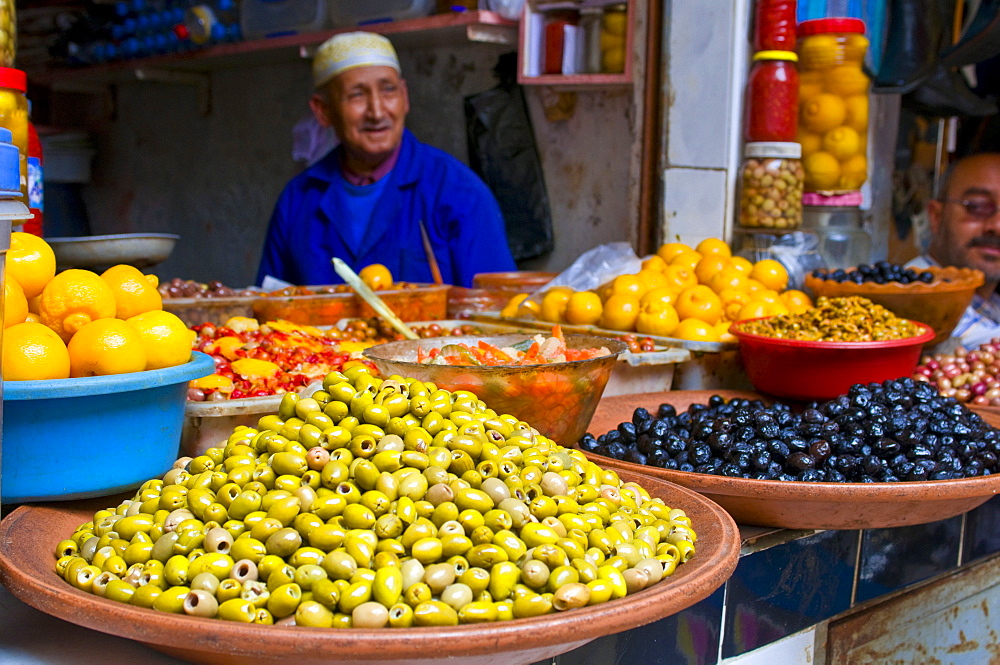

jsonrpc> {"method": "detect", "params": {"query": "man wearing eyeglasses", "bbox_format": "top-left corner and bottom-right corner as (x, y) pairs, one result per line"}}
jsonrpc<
(908, 152), (1000, 349)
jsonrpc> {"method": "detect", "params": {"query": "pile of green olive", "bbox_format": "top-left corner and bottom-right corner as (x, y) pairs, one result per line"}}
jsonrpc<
(54, 366), (698, 628)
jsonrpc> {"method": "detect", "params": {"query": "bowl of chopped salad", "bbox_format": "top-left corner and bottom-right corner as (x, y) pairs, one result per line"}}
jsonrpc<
(363, 328), (628, 446)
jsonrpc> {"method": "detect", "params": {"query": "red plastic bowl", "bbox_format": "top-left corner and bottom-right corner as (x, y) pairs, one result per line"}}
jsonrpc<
(730, 318), (935, 401)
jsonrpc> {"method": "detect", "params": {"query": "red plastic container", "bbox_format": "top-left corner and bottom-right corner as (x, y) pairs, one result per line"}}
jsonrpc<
(730, 319), (935, 401)
(744, 50), (800, 142)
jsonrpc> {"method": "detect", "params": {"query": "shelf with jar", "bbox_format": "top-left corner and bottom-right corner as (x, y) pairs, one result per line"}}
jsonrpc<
(518, 0), (633, 87)
(26, 9), (518, 88)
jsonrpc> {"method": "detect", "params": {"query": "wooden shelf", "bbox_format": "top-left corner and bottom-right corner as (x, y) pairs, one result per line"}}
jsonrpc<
(31, 10), (517, 90)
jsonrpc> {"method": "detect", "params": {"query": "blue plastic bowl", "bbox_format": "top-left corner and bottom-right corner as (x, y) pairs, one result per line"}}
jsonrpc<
(2, 352), (214, 503)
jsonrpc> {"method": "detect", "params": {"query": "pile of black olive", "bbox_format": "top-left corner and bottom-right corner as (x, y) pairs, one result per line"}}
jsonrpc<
(810, 262), (934, 285)
(578, 377), (1000, 483)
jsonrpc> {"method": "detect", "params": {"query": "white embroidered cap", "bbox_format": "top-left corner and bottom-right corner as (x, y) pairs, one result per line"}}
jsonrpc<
(313, 32), (401, 89)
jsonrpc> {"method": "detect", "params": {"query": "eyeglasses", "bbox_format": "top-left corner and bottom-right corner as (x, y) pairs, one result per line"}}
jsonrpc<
(941, 198), (999, 220)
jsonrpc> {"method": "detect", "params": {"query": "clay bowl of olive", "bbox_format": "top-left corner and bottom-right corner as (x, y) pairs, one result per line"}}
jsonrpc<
(0, 470), (739, 665)
(577, 390), (1000, 530)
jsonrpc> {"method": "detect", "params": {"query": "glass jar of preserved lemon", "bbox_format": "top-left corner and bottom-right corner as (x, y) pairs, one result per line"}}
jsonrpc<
(0, 0), (14, 67)
(796, 18), (870, 193)
(0, 68), (27, 207)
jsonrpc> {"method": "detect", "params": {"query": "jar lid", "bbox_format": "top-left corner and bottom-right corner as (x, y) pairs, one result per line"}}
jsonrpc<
(0, 67), (27, 93)
(798, 18), (866, 37)
(744, 142), (802, 159)
(0, 127), (22, 196)
(803, 191), (863, 206)
(752, 50), (799, 62)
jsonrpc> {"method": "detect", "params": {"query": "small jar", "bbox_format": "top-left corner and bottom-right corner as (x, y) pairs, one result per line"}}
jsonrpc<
(744, 50), (799, 143)
(753, 0), (796, 51)
(579, 8), (603, 74)
(797, 18), (870, 193)
(0, 68), (28, 208)
(738, 142), (805, 229)
(600, 4), (627, 74)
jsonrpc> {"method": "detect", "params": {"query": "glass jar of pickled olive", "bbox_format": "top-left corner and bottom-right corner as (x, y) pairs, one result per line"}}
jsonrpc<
(796, 18), (870, 193)
(744, 50), (799, 143)
(0, 0), (14, 67)
(0, 68), (28, 208)
(738, 142), (804, 229)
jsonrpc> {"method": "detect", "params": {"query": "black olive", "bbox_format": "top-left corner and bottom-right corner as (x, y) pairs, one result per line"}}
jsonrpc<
(632, 407), (652, 424)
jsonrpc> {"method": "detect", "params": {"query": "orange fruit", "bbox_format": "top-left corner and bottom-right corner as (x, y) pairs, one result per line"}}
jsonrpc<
(694, 255), (729, 286)
(717, 288), (751, 321)
(500, 293), (530, 319)
(825, 65), (869, 96)
(674, 318), (721, 342)
(359, 263), (394, 290)
(839, 154), (867, 190)
(609, 273), (647, 299)
(4, 275), (29, 328)
(100, 264), (163, 320)
(662, 265), (698, 292)
(843, 94), (869, 133)
(127, 310), (196, 370)
(743, 278), (767, 295)
(727, 256), (754, 275)
(656, 242), (692, 264)
(599, 294), (641, 331)
(67, 318), (148, 377)
(641, 255), (668, 273)
(708, 266), (749, 294)
(564, 291), (604, 326)
(539, 289), (572, 323)
(736, 300), (773, 321)
(636, 269), (668, 291)
(822, 126), (862, 160)
(780, 289), (813, 314)
(670, 251), (703, 271)
(2, 321), (71, 380)
(763, 299), (791, 316)
(640, 286), (678, 309)
(801, 93), (847, 134)
(798, 71), (824, 101)
(804, 151), (842, 191)
(7, 232), (57, 299)
(695, 238), (732, 259)
(797, 130), (823, 158)
(750, 259), (789, 292)
(27, 293), (41, 314)
(798, 34), (839, 69)
(24, 312), (40, 323)
(39, 269), (118, 342)
(674, 285), (723, 326)
(636, 300), (680, 337)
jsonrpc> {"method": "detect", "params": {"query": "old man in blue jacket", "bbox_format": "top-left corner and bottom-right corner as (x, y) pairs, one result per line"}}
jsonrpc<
(257, 31), (516, 288)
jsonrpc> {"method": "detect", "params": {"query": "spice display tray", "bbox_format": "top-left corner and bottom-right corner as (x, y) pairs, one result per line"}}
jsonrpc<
(0, 470), (739, 665)
(581, 390), (1000, 529)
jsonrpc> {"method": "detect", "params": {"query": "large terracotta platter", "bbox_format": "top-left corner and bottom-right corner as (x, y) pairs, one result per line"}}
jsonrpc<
(582, 391), (1000, 530)
(0, 470), (739, 665)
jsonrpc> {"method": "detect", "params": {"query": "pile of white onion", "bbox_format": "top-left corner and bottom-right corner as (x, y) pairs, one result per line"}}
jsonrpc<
(912, 339), (1000, 406)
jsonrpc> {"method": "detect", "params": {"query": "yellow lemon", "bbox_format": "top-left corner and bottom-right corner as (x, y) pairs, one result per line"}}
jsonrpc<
(708, 267), (749, 294)
(695, 238), (732, 259)
(798, 130), (823, 158)
(674, 285), (723, 325)
(100, 264), (163, 320)
(2, 321), (71, 380)
(801, 93), (847, 134)
(127, 310), (196, 371)
(716, 321), (737, 343)
(602, 46), (626, 74)
(735, 300), (773, 321)
(799, 71), (825, 101)
(610, 273), (648, 299)
(670, 251), (703, 271)
(539, 288), (572, 323)
(636, 300), (680, 337)
(718, 288), (752, 321)
(750, 259), (789, 292)
(599, 294), (641, 331)
(822, 126), (862, 160)
(564, 290), (604, 326)
(843, 94), (869, 133)
(727, 256), (754, 274)
(640, 286), (678, 309)
(843, 34), (870, 63)
(662, 264), (699, 292)
(656, 242), (692, 263)
(673, 318), (721, 342)
(824, 65), (869, 96)
(803, 151), (842, 191)
(500, 293), (530, 319)
(641, 255), (668, 273)
(601, 10), (627, 35)
(67, 318), (148, 377)
(359, 263), (394, 291)
(780, 289), (814, 314)
(839, 154), (868, 190)
(4, 275), (28, 328)
(39, 269), (118, 342)
(7, 232), (57, 299)
(694, 255), (729, 286)
(517, 297), (541, 319)
(798, 34), (840, 69)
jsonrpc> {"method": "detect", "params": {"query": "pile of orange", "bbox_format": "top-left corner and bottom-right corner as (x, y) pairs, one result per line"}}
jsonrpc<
(500, 238), (813, 343)
(2, 232), (195, 381)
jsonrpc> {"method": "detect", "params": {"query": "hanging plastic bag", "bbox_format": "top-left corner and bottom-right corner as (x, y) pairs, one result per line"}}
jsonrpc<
(524, 241), (644, 304)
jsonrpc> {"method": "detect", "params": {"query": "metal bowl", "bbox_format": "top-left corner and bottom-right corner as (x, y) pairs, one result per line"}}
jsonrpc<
(364, 334), (628, 446)
(46, 233), (180, 271)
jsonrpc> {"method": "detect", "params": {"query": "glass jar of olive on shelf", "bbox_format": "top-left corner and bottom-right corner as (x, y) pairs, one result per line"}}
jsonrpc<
(738, 141), (805, 229)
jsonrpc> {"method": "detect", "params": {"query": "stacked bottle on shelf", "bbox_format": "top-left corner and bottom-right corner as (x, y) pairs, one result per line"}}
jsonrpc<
(56, 0), (242, 65)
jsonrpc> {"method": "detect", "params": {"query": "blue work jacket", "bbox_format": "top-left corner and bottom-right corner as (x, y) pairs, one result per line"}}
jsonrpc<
(256, 130), (516, 288)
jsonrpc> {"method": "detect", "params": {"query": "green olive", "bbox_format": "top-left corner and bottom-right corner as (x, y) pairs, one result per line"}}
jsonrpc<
(267, 582), (302, 619)
(183, 588), (219, 617)
(129, 583), (162, 609)
(104, 579), (136, 604)
(488, 561), (520, 600)
(265, 528), (302, 558)
(337, 579), (373, 614)
(373, 566), (403, 606)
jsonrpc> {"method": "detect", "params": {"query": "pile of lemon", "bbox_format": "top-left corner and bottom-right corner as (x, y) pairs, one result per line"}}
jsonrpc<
(500, 238), (813, 343)
(797, 33), (870, 192)
(2, 232), (195, 381)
